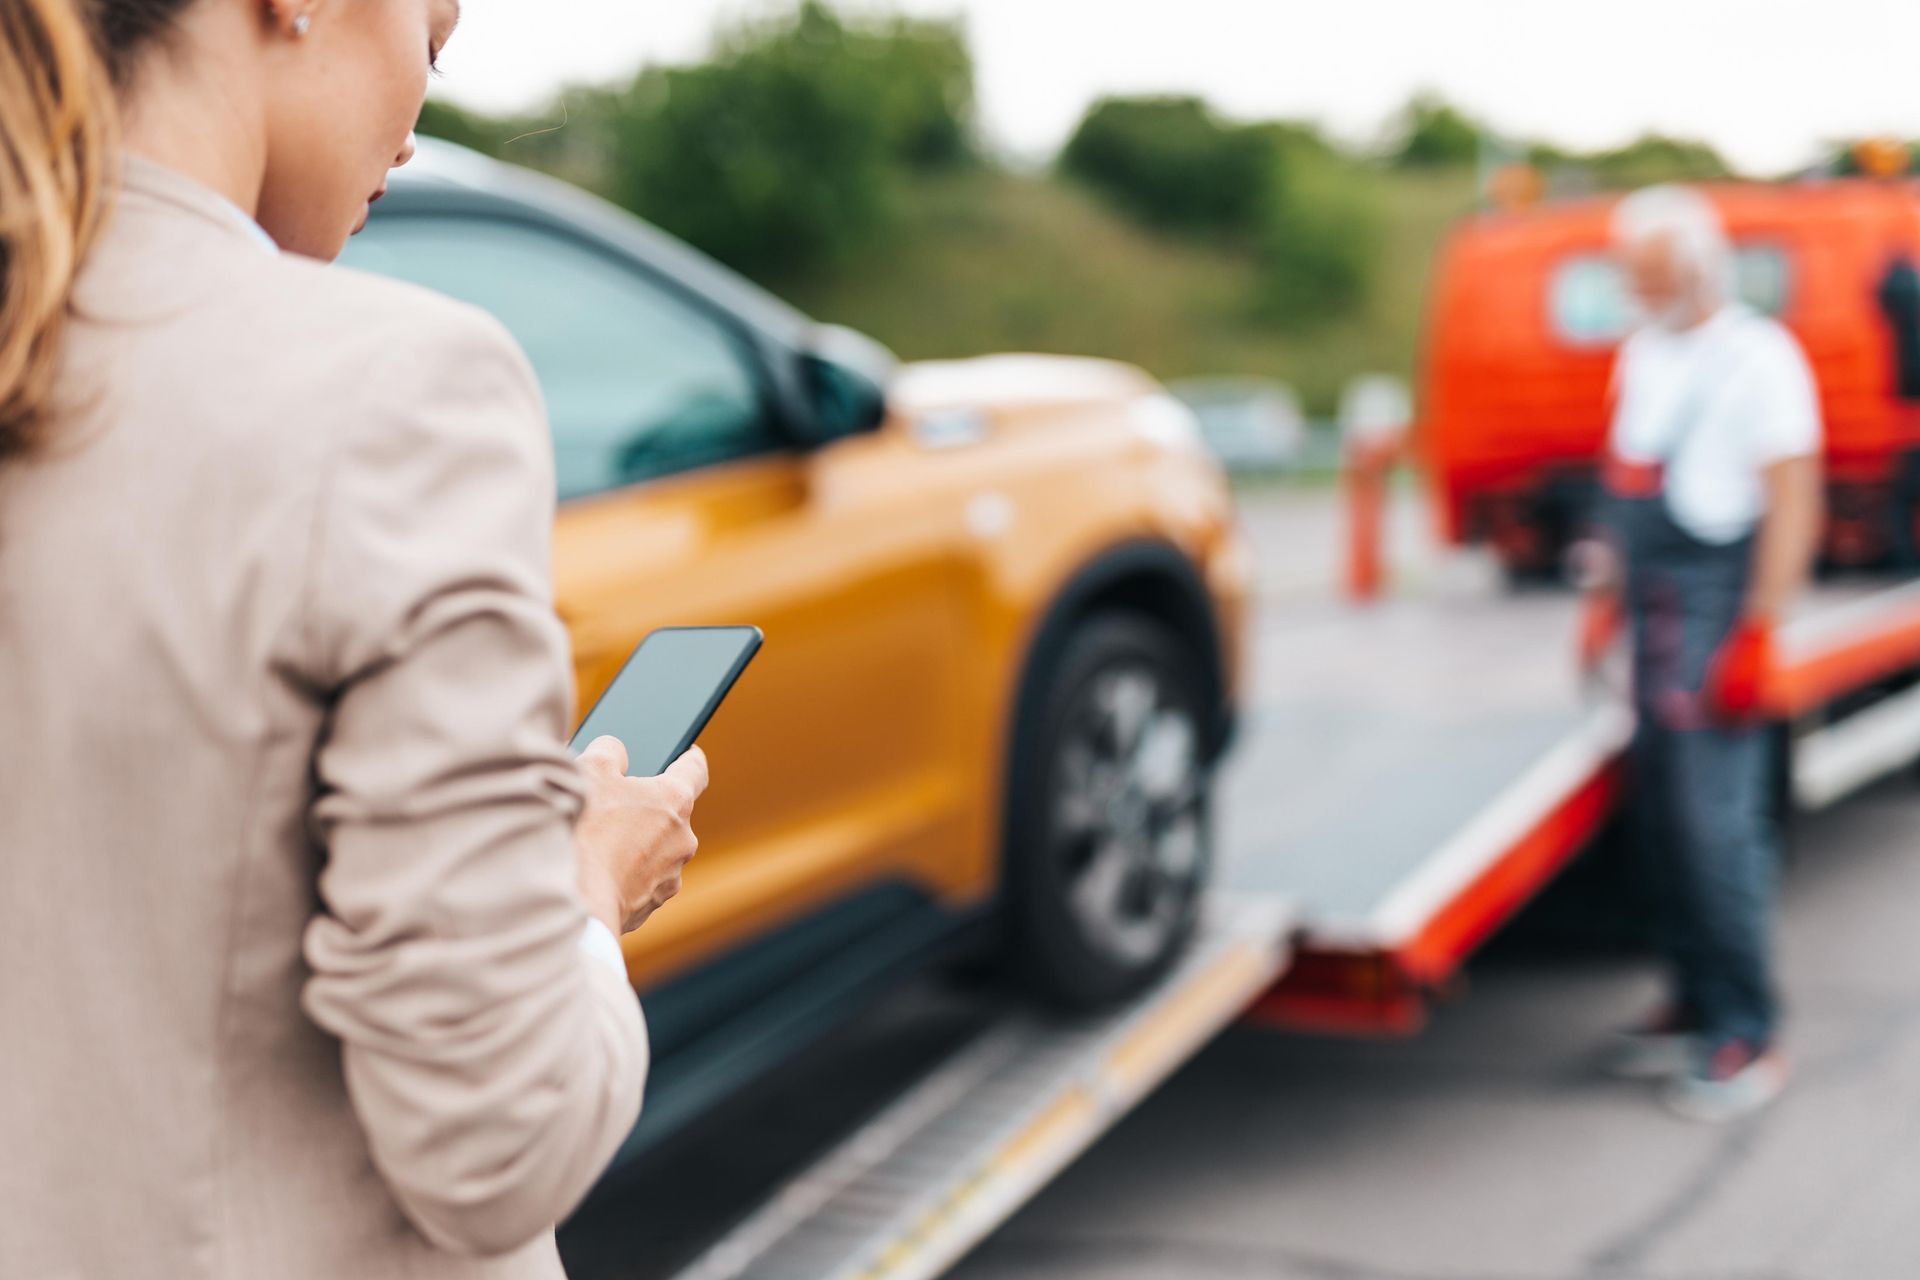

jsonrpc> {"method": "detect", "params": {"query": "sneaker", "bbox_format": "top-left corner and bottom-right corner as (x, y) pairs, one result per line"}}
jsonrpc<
(1662, 1038), (1789, 1122)
(1599, 1005), (1700, 1080)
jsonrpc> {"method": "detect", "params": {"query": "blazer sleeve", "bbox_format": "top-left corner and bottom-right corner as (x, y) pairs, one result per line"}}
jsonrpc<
(298, 303), (647, 1256)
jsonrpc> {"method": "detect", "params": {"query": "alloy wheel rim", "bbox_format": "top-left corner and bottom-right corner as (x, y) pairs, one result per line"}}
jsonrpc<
(1050, 663), (1205, 967)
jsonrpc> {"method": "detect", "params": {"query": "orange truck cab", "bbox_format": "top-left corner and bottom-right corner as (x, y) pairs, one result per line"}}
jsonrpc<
(1420, 180), (1920, 577)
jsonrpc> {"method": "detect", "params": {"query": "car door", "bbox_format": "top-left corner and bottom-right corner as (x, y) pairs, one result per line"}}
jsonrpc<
(339, 207), (970, 1008)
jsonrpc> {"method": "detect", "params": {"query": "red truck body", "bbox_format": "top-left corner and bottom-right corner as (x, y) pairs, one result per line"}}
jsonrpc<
(1420, 180), (1920, 574)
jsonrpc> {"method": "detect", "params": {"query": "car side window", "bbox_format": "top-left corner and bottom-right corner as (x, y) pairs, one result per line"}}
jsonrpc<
(340, 213), (779, 501)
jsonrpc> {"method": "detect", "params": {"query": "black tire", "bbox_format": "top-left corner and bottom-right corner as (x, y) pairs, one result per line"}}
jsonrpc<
(1499, 557), (1564, 592)
(1003, 613), (1214, 1010)
(1767, 720), (1797, 865)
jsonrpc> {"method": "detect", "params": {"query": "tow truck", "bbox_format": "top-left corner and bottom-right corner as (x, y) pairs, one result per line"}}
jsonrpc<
(1421, 174), (1920, 580)
(628, 170), (1920, 1280)
(646, 515), (1920, 1280)
(352, 140), (1920, 1280)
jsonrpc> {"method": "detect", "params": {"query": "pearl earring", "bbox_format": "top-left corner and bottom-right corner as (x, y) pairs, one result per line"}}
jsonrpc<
(292, 13), (311, 36)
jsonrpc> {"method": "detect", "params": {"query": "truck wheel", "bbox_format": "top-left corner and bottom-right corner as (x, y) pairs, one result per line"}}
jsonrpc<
(1004, 613), (1213, 1009)
(1499, 558), (1560, 591)
(1768, 721), (1797, 864)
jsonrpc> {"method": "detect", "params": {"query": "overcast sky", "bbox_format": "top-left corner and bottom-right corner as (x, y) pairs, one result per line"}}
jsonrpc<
(433, 1), (1920, 174)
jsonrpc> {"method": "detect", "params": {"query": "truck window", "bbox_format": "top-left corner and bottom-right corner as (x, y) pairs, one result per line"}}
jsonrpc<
(1548, 245), (1791, 347)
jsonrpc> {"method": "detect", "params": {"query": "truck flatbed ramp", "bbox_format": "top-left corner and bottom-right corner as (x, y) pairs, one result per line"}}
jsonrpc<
(1218, 588), (1630, 1029)
(1231, 577), (1920, 1032)
(670, 895), (1295, 1280)
(658, 572), (1920, 1280)
(1773, 579), (1920, 808)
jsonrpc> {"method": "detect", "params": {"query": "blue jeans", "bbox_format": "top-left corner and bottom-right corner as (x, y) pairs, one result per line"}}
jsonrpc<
(1618, 487), (1780, 1049)
(1628, 718), (1779, 1047)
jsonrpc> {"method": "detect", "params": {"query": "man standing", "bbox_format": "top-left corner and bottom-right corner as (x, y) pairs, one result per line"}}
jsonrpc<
(1580, 185), (1824, 1120)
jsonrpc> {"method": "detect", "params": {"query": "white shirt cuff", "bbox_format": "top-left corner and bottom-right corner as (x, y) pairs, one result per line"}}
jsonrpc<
(578, 917), (628, 978)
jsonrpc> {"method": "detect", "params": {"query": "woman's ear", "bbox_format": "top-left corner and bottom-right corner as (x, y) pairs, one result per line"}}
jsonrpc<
(265, 1), (315, 39)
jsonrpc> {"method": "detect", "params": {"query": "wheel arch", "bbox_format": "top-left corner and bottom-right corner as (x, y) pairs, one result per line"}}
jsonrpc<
(1001, 540), (1233, 809)
(989, 542), (1227, 1001)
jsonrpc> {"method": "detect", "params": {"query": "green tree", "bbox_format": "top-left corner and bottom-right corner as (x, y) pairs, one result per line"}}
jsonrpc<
(1059, 96), (1273, 236)
(1252, 136), (1380, 327)
(828, 13), (975, 168)
(1389, 93), (1481, 169)
(707, 3), (975, 171)
(619, 2), (977, 278)
(1060, 97), (1379, 326)
(414, 3), (975, 282)
(1587, 134), (1733, 187)
(610, 19), (895, 277)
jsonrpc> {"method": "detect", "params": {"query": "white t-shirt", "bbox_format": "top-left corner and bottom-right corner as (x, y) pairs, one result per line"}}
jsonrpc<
(1608, 303), (1822, 544)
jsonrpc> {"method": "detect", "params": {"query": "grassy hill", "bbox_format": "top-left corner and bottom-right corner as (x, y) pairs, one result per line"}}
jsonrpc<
(767, 165), (1481, 414)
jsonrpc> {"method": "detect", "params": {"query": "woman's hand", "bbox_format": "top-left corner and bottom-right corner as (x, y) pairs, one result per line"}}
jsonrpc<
(573, 737), (710, 935)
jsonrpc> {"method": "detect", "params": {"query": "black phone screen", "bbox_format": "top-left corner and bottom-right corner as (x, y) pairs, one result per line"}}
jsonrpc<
(568, 626), (763, 775)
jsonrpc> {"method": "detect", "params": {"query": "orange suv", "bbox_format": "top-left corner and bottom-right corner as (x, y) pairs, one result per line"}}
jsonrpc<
(342, 141), (1252, 1159)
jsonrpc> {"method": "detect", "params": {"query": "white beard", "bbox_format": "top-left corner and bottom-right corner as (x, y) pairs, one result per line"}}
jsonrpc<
(1631, 294), (1715, 333)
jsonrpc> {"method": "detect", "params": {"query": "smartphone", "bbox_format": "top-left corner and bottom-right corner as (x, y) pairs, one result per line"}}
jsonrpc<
(569, 626), (763, 775)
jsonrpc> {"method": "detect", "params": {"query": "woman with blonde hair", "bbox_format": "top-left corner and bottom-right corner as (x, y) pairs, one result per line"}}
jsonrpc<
(0, 2), (704, 1274)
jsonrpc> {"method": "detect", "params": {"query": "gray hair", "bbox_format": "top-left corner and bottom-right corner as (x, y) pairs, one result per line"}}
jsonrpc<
(1611, 184), (1735, 306)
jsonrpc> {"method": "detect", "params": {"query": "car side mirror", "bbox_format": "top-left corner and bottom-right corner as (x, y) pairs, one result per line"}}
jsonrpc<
(799, 325), (897, 443)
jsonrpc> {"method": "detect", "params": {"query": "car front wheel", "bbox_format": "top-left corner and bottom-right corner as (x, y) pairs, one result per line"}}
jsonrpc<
(1005, 613), (1214, 1009)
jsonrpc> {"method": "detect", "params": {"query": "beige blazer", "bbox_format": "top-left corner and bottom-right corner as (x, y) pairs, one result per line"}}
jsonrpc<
(0, 158), (647, 1279)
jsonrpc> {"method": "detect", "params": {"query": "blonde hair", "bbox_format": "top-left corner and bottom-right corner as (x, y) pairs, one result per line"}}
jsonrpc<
(0, 0), (125, 463)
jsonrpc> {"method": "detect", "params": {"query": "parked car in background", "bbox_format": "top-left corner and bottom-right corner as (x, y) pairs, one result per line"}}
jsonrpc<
(339, 140), (1252, 1165)
(1169, 376), (1309, 474)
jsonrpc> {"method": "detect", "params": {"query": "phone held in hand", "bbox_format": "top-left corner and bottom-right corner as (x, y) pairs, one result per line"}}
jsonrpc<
(569, 626), (763, 775)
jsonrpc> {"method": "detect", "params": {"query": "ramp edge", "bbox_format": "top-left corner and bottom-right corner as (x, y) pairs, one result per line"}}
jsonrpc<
(669, 894), (1295, 1280)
